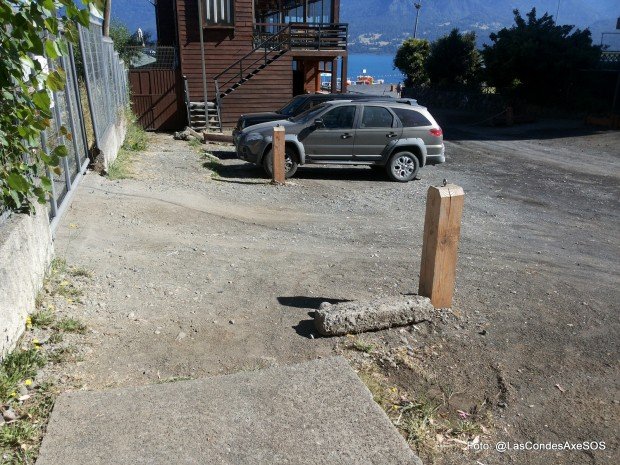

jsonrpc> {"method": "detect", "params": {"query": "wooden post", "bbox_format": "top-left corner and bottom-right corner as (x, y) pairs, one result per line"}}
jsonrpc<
(418, 184), (465, 308)
(272, 126), (286, 185)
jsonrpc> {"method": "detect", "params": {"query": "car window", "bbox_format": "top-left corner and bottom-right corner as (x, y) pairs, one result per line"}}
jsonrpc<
(361, 106), (394, 128)
(279, 96), (308, 116)
(392, 108), (432, 127)
(289, 103), (328, 123)
(321, 106), (356, 129)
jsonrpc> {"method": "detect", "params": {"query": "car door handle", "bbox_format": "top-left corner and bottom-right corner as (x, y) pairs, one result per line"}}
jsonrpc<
(386, 132), (398, 138)
(341, 133), (352, 139)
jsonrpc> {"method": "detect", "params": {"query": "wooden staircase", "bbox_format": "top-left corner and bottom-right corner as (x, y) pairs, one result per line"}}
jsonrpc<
(188, 101), (220, 131)
(200, 23), (348, 131)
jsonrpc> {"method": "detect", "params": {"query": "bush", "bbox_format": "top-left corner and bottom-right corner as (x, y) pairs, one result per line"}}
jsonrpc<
(0, 0), (92, 213)
(426, 29), (482, 90)
(394, 38), (431, 87)
(482, 8), (601, 105)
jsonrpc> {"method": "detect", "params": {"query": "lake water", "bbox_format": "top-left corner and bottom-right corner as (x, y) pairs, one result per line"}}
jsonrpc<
(347, 54), (403, 84)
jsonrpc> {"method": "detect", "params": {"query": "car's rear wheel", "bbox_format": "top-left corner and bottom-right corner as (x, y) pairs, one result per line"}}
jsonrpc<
(263, 147), (298, 178)
(386, 151), (419, 182)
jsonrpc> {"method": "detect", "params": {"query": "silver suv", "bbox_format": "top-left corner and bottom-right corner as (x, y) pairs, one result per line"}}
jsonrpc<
(235, 100), (444, 182)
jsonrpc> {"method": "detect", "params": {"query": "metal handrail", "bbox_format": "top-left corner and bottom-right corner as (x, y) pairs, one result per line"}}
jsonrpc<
(213, 22), (349, 120)
(214, 24), (291, 83)
(214, 24), (292, 113)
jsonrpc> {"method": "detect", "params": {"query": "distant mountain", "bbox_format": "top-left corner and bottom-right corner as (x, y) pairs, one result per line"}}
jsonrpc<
(109, 0), (620, 54)
(342, 0), (620, 53)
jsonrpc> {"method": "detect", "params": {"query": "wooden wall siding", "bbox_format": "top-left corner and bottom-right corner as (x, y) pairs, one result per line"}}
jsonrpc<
(176, 0), (294, 127)
(129, 69), (186, 131)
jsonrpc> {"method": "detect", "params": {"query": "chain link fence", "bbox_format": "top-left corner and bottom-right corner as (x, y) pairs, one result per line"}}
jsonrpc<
(78, 21), (129, 151)
(37, 18), (129, 230)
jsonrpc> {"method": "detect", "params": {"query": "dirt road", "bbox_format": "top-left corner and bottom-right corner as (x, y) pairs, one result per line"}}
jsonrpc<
(54, 114), (619, 464)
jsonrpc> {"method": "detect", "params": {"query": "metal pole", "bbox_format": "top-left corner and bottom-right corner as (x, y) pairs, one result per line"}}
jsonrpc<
(68, 43), (91, 163)
(197, 0), (209, 108)
(60, 54), (82, 172)
(79, 24), (101, 146)
(41, 133), (58, 220)
(413, 1), (422, 38)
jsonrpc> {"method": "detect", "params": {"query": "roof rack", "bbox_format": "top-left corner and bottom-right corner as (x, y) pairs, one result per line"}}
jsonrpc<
(354, 97), (418, 105)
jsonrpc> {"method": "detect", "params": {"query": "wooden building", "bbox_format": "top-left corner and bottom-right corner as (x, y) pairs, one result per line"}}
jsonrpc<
(149, 0), (348, 130)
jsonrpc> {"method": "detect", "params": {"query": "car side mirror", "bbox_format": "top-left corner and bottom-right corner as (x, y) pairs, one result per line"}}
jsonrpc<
(314, 118), (324, 128)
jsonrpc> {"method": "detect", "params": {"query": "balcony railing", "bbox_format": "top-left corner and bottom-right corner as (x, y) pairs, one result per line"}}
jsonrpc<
(253, 22), (348, 51)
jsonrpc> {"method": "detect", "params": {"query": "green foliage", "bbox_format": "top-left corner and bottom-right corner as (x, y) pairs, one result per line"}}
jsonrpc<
(0, 0), (92, 213)
(109, 20), (153, 65)
(0, 349), (46, 400)
(53, 317), (87, 334)
(107, 108), (147, 180)
(426, 29), (482, 90)
(30, 309), (55, 329)
(393, 38), (430, 87)
(482, 8), (601, 104)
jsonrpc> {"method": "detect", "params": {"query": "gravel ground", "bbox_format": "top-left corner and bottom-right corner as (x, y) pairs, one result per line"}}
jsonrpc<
(53, 112), (619, 465)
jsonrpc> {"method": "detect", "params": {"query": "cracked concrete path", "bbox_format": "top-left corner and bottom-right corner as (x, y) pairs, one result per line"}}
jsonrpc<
(37, 357), (421, 465)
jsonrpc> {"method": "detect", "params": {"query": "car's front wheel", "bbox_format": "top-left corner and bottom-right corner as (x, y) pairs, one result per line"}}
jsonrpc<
(386, 151), (419, 182)
(263, 147), (299, 178)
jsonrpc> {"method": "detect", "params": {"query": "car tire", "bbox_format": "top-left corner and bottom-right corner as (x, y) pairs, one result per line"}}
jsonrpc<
(386, 151), (419, 182)
(263, 146), (299, 179)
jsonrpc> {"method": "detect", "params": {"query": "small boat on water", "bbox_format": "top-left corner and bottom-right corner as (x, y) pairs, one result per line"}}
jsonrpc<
(354, 69), (384, 86)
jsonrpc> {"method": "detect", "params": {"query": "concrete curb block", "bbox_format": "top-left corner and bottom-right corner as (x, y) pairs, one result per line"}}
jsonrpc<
(203, 131), (233, 144)
(314, 296), (434, 336)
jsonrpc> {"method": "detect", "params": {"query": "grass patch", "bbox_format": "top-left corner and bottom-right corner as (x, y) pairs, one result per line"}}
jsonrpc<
(69, 267), (91, 278)
(188, 138), (203, 149)
(108, 108), (148, 180)
(48, 346), (78, 364)
(0, 349), (46, 403)
(122, 108), (148, 152)
(47, 333), (63, 344)
(53, 318), (87, 334)
(350, 339), (375, 354)
(0, 420), (38, 450)
(355, 366), (490, 459)
(29, 310), (55, 329)
(202, 153), (222, 179)
(107, 148), (135, 180)
(45, 257), (85, 300)
(50, 257), (67, 274)
(0, 382), (58, 463)
(0, 256), (93, 463)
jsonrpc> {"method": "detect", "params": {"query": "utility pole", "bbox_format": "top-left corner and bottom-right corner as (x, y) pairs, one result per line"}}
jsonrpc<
(555, 0), (561, 23)
(102, 0), (112, 37)
(413, 1), (422, 38)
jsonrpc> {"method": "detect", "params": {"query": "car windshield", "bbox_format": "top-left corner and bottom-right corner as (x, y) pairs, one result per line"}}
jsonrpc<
(277, 97), (308, 116)
(288, 104), (328, 123)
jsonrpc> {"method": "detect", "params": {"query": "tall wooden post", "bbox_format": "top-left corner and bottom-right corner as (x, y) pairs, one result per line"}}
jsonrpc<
(419, 184), (464, 308)
(272, 126), (286, 185)
(102, 0), (112, 37)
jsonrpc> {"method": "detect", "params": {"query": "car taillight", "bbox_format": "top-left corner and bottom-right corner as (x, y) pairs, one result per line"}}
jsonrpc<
(430, 128), (443, 137)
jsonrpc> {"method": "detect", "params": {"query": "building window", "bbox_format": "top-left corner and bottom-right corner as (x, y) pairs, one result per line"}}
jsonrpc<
(204, 0), (234, 26)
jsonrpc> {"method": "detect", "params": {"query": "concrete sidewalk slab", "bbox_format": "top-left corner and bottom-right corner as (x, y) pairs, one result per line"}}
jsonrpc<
(37, 357), (422, 465)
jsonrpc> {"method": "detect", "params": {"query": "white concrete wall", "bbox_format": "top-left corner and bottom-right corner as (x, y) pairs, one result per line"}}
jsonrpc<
(0, 206), (53, 356)
(99, 115), (128, 172)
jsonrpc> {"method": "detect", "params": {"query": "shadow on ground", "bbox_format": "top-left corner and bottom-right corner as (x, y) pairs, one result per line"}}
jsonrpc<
(278, 296), (350, 309)
(292, 313), (318, 339)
